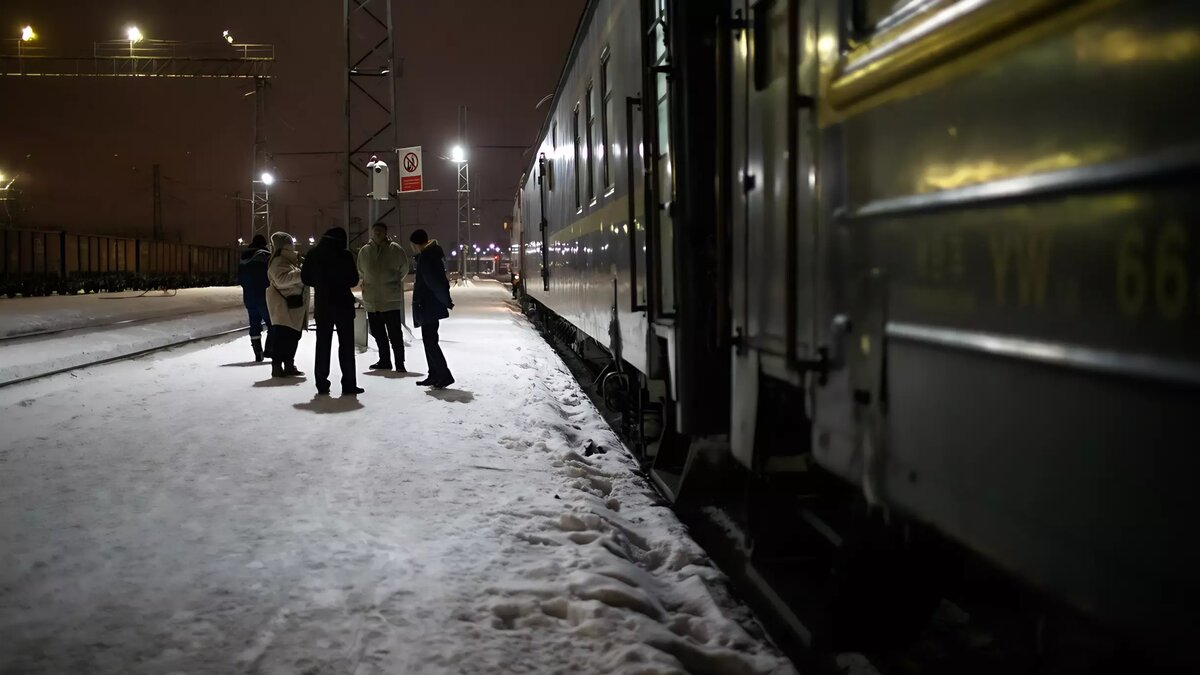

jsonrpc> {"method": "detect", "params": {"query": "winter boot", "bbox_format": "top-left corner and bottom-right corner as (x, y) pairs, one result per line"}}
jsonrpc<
(271, 360), (285, 378)
(369, 359), (392, 370)
(251, 337), (264, 363)
(284, 363), (305, 377)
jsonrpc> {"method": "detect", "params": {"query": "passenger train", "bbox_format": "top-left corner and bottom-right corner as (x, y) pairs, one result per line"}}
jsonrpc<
(511, 0), (1198, 666)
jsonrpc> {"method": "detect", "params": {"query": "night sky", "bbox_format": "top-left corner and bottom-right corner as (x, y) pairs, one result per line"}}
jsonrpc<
(0, 0), (584, 248)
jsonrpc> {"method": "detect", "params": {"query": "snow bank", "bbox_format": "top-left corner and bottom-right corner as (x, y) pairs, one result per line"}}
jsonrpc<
(0, 309), (248, 384)
(0, 287), (244, 338)
(0, 281), (794, 674)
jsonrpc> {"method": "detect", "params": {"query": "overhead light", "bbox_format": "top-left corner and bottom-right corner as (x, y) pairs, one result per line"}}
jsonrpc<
(450, 145), (466, 163)
(222, 30), (234, 45)
(260, 172), (275, 186)
(21, 25), (36, 42)
(126, 26), (144, 43)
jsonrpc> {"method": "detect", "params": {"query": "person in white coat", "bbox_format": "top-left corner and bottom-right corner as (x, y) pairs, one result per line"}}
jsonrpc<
(357, 222), (411, 371)
(266, 231), (309, 378)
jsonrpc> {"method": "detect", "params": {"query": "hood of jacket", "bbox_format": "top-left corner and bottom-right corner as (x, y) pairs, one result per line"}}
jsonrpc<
(240, 247), (270, 263)
(318, 227), (348, 251)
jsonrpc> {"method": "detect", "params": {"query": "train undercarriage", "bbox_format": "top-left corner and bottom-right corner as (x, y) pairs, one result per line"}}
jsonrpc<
(520, 290), (1157, 675)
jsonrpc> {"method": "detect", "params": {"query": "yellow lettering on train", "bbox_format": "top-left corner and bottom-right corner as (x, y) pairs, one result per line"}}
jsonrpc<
(1156, 221), (1188, 321)
(1119, 223), (1190, 320)
(989, 230), (1053, 309)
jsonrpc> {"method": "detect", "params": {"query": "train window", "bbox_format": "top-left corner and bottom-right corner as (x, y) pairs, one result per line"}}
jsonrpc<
(586, 81), (597, 203)
(854, 0), (935, 35)
(550, 121), (558, 191)
(600, 49), (613, 192)
(573, 104), (582, 211)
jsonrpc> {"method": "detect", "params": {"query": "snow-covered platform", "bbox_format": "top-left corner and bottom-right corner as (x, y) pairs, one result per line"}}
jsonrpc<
(0, 282), (793, 674)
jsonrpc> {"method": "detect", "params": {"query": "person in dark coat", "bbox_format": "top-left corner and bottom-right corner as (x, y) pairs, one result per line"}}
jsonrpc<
(408, 228), (454, 388)
(237, 234), (273, 362)
(300, 227), (363, 396)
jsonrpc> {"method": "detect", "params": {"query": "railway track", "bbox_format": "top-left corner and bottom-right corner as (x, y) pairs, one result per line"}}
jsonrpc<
(0, 325), (248, 389)
(0, 307), (235, 344)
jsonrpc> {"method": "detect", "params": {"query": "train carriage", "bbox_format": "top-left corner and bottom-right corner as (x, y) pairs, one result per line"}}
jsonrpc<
(1, 227), (236, 296)
(515, 0), (1198, 665)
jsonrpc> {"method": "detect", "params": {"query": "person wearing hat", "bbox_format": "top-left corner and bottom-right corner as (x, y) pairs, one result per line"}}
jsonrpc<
(266, 231), (308, 378)
(357, 222), (410, 371)
(301, 227), (363, 396)
(237, 234), (273, 362)
(408, 228), (454, 388)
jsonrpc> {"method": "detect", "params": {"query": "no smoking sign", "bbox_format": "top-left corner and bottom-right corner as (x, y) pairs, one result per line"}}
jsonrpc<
(398, 145), (423, 193)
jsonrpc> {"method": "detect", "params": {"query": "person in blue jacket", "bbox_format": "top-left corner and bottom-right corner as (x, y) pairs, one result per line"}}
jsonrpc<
(237, 234), (273, 362)
(408, 228), (454, 388)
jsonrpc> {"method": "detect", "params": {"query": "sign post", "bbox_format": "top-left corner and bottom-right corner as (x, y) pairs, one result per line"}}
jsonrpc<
(398, 146), (423, 193)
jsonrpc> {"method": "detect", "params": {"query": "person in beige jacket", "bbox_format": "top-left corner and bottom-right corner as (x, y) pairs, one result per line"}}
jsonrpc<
(357, 222), (411, 371)
(266, 231), (309, 378)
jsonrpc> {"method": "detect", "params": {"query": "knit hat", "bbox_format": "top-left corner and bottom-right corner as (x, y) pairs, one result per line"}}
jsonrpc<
(271, 231), (294, 252)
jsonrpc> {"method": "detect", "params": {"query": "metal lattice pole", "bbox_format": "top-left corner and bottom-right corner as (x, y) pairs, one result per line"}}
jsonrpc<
(251, 76), (270, 240)
(344, 0), (400, 247)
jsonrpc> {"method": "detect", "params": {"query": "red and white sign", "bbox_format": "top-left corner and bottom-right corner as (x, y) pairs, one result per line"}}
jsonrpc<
(398, 145), (423, 193)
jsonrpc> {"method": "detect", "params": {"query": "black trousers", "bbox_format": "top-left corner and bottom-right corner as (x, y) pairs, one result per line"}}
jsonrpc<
(315, 316), (356, 391)
(367, 310), (405, 366)
(421, 319), (451, 381)
(270, 326), (302, 367)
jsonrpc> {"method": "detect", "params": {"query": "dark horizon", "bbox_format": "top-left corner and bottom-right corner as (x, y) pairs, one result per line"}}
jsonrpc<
(0, 0), (585, 249)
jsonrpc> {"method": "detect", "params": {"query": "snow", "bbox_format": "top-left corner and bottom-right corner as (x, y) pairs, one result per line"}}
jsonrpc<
(0, 287), (245, 338)
(0, 309), (248, 385)
(0, 281), (795, 674)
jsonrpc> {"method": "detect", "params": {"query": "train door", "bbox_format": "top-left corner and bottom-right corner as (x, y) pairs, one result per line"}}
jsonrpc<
(730, 0), (821, 468)
(645, 0), (677, 323)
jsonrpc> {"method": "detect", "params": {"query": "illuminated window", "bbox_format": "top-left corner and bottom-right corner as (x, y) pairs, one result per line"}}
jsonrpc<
(586, 81), (596, 203)
(573, 105), (582, 210)
(600, 49), (613, 190)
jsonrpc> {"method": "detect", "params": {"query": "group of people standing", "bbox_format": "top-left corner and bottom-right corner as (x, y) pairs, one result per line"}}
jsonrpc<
(237, 224), (454, 396)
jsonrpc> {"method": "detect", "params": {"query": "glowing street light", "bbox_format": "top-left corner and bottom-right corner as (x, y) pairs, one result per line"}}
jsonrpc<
(260, 172), (275, 186)
(126, 25), (143, 62)
(222, 30), (234, 45)
(21, 25), (36, 42)
(450, 145), (466, 163)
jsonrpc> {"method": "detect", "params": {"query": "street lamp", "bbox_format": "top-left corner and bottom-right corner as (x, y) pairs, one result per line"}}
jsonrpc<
(222, 30), (234, 45)
(260, 172), (275, 186)
(126, 25), (143, 60)
(450, 145), (466, 163)
(17, 25), (36, 62)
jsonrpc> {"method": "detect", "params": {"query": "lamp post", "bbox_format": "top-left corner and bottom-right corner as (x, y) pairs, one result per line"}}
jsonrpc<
(252, 171), (274, 239)
(18, 25), (35, 57)
(126, 25), (143, 57)
(451, 144), (470, 278)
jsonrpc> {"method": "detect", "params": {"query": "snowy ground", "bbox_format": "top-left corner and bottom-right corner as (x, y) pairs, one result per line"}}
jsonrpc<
(0, 281), (795, 674)
(0, 287), (245, 338)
